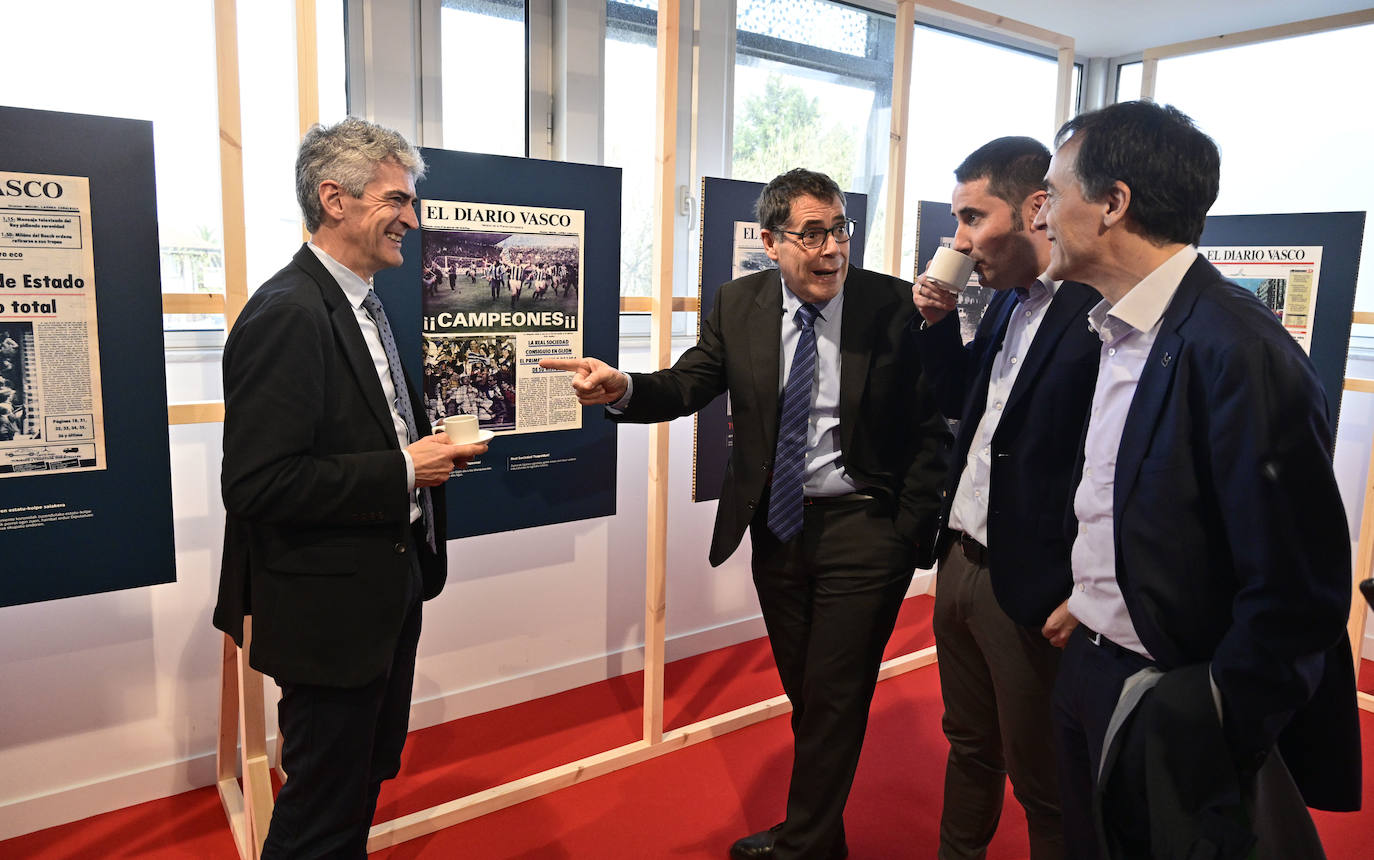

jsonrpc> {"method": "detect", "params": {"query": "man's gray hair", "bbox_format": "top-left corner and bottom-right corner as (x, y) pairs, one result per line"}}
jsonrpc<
(295, 117), (427, 232)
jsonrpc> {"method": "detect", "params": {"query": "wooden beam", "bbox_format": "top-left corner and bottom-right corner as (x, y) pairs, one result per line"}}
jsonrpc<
(212, 3), (267, 854)
(1360, 691), (1374, 713)
(296, 0), (319, 245)
(882, 1), (915, 278)
(914, 0), (1072, 50)
(1054, 45), (1075, 130)
(216, 634), (251, 860)
(236, 620), (274, 858)
(1346, 378), (1374, 395)
(877, 644), (937, 681)
(163, 293), (227, 316)
(1353, 311), (1374, 326)
(215, 0), (250, 333)
(169, 401), (227, 425)
(1143, 9), (1374, 63)
(1139, 57), (1158, 101)
(295, 0), (320, 139)
(642, 0), (681, 748)
(620, 296), (699, 313)
(365, 644), (939, 851)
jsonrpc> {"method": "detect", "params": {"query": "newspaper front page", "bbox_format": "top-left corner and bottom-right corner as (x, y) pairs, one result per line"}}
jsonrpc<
(419, 199), (584, 437)
(1201, 245), (1322, 354)
(0, 171), (105, 478)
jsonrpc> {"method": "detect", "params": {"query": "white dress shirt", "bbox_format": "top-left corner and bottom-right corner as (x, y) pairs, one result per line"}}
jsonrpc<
(612, 276), (859, 496)
(1068, 245), (1199, 656)
(307, 243), (420, 524)
(948, 276), (1058, 546)
(777, 281), (859, 497)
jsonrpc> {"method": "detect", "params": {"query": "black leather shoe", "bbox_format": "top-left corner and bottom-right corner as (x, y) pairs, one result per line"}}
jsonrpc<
(728, 826), (778, 859)
(728, 825), (848, 859)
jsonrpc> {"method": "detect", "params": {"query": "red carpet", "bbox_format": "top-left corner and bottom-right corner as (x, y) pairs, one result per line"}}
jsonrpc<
(4, 596), (1372, 859)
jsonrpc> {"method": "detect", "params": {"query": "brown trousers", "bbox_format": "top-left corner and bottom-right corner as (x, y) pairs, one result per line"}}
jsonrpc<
(934, 543), (1065, 860)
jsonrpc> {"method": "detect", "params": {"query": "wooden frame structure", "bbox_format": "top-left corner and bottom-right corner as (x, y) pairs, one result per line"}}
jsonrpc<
(181, 2), (1373, 858)
(1137, 9), (1374, 103)
(881, 0), (1075, 276)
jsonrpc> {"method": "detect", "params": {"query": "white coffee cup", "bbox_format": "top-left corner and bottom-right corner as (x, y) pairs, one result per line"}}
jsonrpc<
(434, 414), (480, 443)
(924, 246), (978, 293)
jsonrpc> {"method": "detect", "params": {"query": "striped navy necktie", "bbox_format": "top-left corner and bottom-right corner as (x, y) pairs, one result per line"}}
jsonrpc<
(767, 302), (820, 542)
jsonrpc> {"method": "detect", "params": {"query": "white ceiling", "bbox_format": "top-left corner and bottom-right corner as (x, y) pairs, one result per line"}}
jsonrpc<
(949, 0), (1374, 58)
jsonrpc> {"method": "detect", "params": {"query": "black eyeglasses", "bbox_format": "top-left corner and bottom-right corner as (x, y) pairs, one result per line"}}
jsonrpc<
(775, 218), (856, 250)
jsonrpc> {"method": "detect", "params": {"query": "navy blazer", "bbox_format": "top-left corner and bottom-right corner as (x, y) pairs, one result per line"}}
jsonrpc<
(916, 281), (1101, 626)
(214, 245), (448, 688)
(612, 265), (951, 568)
(1090, 256), (1359, 810)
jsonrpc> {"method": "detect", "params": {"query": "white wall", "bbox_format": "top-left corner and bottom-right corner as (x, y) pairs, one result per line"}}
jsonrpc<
(2, 0), (1371, 843)
(5, 333), (1369, 843)
(0, 334), (937, 841)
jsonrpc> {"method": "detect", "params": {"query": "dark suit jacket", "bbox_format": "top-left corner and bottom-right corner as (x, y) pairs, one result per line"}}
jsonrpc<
(1091, 256), (1359, 810)
(612, 266), (950, 568)
(916, 281), (1100, 627)
(213, 244), (448, 688)
(1097, 664), (1329, 859)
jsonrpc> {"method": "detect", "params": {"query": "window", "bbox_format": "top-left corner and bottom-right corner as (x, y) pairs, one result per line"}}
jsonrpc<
(898, 26), (1061, 277)
(731, 0), (895, 264)
(441, 0), (528, 157)
(0, 1), (223, 333)
(0, 0), (346, 338)
(1152, 24), (1374, 318)
(605, 0), (659, 298)
(1115, 61), (1142, 102)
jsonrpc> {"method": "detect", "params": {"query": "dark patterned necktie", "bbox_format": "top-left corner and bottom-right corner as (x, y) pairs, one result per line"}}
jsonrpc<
(361, 289), (436, 552)
(767, 302), (820, 542)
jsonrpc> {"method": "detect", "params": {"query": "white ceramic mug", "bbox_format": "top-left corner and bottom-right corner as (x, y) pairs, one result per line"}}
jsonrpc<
(925, 246), (978, 293)
(433, 414), (480, 443)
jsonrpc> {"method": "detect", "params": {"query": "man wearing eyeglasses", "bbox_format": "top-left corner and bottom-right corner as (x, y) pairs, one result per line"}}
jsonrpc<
(541, 168), (950, 860)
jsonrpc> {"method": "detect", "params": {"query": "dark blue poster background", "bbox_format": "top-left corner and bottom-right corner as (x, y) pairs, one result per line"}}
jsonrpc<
(1199, 212), (1362, 426)
(373, 150), (620, 538)
(693, 177), (866, 502)
(0, 105), (175, 607)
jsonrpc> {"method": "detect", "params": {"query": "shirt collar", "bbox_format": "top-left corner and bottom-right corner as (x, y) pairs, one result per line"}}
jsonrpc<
(307, 242), (372, 309)
(1013, 274), (1058, 309)
(1088, 246), (1197, 343)
(780, 275), (841, 321)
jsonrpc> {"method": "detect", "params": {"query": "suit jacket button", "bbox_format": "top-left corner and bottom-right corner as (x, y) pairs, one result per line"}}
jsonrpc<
(747, 501), (756, 509)
(394, 542), (407, 554)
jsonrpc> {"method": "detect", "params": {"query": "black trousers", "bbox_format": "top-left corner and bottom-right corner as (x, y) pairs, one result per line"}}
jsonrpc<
(261, 547), (425, 860)
(750, 495), (917, 859)
(1050, 624), (1153, 860)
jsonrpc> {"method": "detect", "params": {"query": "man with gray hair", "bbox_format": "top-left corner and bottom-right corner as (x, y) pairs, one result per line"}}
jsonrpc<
(214, 117), (486, 858)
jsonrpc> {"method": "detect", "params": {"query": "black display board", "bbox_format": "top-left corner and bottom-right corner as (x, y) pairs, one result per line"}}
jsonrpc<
(693, 177), (867, 502)
(1199, 212), (1363, 425)
(373, 150), (620, 538)
(0, 105), (175, 606)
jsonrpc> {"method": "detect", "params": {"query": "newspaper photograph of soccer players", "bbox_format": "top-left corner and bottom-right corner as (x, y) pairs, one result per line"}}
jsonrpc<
(420, 200), (584, 435)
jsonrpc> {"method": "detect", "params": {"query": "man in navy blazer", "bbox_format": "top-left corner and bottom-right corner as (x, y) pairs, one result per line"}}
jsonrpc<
(913, 137), (1099, 860)
(1033, 101), (1359, 857)
(214, 118), (486, 858)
